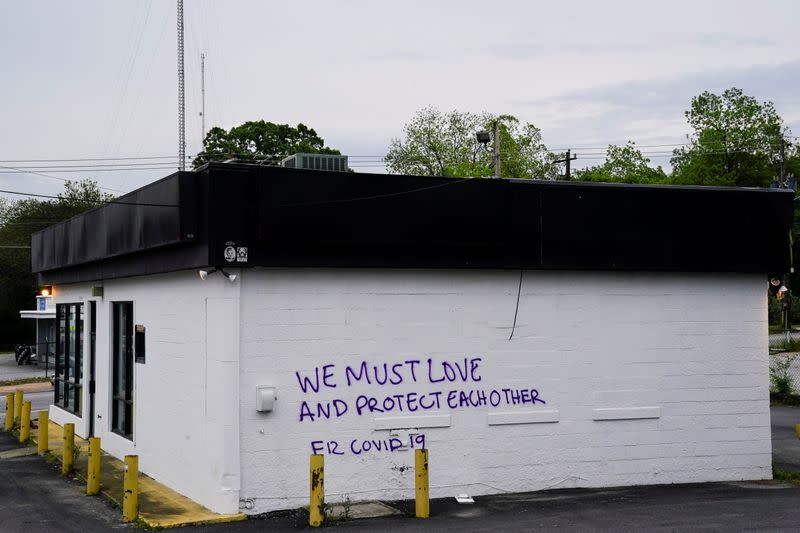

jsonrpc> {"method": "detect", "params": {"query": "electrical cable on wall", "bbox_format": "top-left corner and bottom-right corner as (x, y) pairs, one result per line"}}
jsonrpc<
(508, 269), (523, 341)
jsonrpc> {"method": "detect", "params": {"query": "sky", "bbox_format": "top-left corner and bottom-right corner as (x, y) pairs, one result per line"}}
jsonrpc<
(1, 0), (800, 199)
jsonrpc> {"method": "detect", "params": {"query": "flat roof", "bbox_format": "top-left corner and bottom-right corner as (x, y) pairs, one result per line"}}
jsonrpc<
(32, 163), (794, 284)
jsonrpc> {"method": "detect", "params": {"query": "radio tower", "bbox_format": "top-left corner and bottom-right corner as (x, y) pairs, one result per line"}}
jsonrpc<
(200, 53), (206, 143)
(177, 0), (186, 171)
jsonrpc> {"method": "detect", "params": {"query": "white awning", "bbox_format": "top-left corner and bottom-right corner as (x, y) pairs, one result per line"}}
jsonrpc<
(19, 310), (56, 320)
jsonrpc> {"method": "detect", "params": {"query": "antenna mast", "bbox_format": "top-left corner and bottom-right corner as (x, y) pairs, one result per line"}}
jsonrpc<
(200, 53), (206, 143)
(177, 0), (186, 171)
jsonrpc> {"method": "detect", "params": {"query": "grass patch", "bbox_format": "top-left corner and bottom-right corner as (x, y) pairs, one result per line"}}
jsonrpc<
(768, 325), (800, 333)
(0, 376), (51, 387)
(773, 465), (800, 484)
(771, 338), (800, 352)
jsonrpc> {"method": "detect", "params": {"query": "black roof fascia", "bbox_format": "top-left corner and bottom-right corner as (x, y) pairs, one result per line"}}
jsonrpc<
(33, 171), (206, 283)
(34, 162), (794, 285)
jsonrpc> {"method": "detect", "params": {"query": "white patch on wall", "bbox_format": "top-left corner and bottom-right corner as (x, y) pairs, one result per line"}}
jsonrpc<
(374, 415), (451, 430)
(487, 410), (560, 425)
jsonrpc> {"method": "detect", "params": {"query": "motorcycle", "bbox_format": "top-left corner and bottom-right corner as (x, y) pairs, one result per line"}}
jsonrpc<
(14, 344), (37, 365)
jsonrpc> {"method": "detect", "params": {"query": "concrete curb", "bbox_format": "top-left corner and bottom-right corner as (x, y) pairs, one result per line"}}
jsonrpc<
(0, 382), (53, 394)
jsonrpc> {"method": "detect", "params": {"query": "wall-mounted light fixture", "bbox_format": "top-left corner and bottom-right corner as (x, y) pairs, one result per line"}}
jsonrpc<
(39, 286), (52, 296)
(198, 267), (237, 283)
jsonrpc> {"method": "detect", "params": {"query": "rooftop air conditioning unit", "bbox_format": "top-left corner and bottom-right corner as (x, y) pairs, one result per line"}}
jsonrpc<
(280, 153), (348, 172)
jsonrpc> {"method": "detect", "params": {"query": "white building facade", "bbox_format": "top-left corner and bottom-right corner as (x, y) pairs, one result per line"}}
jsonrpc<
(33, 164), (793, 515)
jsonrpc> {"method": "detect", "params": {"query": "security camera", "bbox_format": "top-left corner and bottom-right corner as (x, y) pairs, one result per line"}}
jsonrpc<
(198, 267), (237, 282)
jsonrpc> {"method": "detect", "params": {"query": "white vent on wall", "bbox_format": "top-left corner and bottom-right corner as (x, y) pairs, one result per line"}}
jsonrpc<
(280, 153), (348, 172)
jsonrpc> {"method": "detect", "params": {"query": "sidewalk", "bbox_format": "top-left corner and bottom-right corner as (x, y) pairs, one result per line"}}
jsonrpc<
(37, 422), (245, 528)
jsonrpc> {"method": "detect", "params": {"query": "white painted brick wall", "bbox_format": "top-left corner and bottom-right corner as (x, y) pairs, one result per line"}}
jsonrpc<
(238, 269), (771, 514)
(51, 272), (242, 514)
(50, 268), (771, 516)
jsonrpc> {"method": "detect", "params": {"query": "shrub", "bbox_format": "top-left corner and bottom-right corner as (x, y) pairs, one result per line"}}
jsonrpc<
(770, 354), (798, 394)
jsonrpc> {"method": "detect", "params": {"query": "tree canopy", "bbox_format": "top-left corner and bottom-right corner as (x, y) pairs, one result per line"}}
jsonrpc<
(574, 142), (668, 184)
(0, 180), (113, 349)
(670, 88), (790, 188)
(384, 107), (558, 179)
(192, 120), (340, 168)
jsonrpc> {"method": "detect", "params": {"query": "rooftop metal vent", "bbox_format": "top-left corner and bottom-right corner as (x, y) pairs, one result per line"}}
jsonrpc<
(280, 153), (348, 172)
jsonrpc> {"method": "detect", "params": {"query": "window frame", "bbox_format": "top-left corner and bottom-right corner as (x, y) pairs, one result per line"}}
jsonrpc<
(54, 303), (83, 415)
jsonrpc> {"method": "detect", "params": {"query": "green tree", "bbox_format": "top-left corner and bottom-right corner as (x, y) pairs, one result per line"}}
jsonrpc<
(574, 142), (669, 184)
(0, 180), (112, 349)
(385, 107), (558, 179)
(192, 120), (341, 168)
(671, 88), (790, 187)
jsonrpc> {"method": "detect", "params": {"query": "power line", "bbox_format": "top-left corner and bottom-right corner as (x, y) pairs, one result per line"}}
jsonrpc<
(0, 155), (184, 163)
(4, 161), (183, 170)
(0, 164), (127, 193)
(0, 166), (177, 174)
(102, 0), (153, 157)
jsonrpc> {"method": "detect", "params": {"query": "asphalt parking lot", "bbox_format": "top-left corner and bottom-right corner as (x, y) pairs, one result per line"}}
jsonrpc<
(3, 426), (800, 532)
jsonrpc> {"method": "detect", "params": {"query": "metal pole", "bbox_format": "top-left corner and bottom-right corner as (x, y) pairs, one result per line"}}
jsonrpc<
(87, 437), (101, 495)
(200, 53), (206, 143)
(415, 448), (430, 518)
(309, 454), (325, 527)
(14, 389), (23, 423)
(177, 0), (186, 171)
(123, 455), (139, 522)
(19, 401), (31, 443)
(4, 393), (14, 431)
(62, 423), (75, 475)
(38, 410), (48, 454)
(784, 273), (792, 343)
(493, 120), (500, 179)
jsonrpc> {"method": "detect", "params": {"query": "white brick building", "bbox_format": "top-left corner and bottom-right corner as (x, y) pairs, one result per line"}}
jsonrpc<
(32, 163), (793, 514)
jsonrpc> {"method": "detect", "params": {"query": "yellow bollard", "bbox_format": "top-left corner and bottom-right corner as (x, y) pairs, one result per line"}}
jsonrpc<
(62, 423), (75, 475)
(14, 389), (23, 423)
(87, 438), (101, 495)
(415, 448), (430, 518)
(19, 401), (31, 443)
(3, 393), (13, 432)
(123, 455), (139, 522)
(309, 454), (325, 527)
(796, 424), (800, 440)
(38, 411), (49, 454)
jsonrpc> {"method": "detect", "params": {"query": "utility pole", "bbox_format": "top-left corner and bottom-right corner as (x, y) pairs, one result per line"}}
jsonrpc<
(493, 120), (500, 179)
(555, 149), (577, 180)
(200, 52), (206, 143)
(177, 0), (186, 171)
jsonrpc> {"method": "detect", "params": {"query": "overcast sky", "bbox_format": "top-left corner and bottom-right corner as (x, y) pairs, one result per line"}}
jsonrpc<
(1, 0), (799, 199)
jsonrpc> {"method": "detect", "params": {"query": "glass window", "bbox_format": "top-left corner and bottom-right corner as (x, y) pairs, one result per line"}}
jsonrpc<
(112, 302), (134, 439)
(54, 303), (83, 415)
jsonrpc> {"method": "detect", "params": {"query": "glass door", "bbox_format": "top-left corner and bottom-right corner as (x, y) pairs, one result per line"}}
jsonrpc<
(112, 302), (133, 439)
